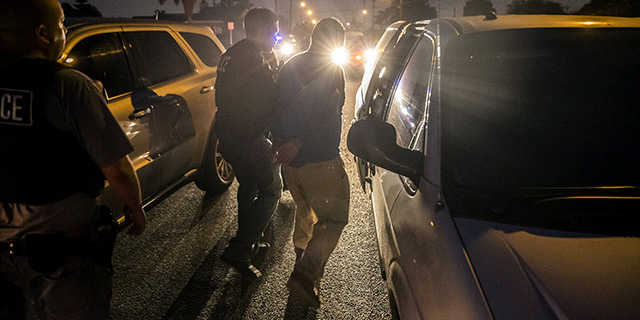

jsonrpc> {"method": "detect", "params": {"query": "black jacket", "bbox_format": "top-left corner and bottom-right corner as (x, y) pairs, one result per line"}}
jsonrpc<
(214, 39), (278, 145)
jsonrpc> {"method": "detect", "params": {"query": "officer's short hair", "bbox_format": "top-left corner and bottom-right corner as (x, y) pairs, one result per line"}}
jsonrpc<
(0, 0), (60, 54)
(0, 0), (60, 32)
(243, 8), (277, 35)
(310, 18), (345, 51)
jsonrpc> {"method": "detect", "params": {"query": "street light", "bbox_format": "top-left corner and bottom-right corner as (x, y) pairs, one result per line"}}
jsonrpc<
(299, 2), (311, 24)
(362, 9), (368, 29)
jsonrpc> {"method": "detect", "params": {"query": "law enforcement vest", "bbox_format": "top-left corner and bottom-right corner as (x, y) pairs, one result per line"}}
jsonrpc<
(0, 58), (105, 204)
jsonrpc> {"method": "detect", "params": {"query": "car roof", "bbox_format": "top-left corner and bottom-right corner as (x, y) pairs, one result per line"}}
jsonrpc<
(64, 17), (203, 32)
(412, 14), (640, 35)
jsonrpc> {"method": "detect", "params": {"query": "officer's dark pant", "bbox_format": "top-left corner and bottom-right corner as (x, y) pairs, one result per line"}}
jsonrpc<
(0, 254), (111, 320)
(0, 275), (25, 319)
(219, 137), (283, 261)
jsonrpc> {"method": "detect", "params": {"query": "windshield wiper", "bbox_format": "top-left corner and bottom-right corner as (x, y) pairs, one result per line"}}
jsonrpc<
(494, 186), (640, 236)
(496, 186), (640, 211)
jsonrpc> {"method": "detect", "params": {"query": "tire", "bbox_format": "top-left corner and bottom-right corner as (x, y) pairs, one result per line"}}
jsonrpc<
(195, 132), (234, 194)
(388, 287), (401, 320)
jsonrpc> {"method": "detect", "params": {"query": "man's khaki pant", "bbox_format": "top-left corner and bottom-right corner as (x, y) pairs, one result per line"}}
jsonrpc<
(283, 156), (350, 281)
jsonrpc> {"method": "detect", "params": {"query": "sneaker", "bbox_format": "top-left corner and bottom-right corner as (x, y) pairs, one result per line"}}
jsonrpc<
(287, 271), (320, 308)
(251, 241), (270, 257)
(221, 250), (262, 279)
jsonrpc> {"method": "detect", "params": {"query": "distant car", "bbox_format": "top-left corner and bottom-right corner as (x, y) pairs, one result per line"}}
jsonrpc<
(275, 33), (302, 64)
(62, 18), (234, 224)
(348, 15), (640, 319)
(332, 31), (372, 76)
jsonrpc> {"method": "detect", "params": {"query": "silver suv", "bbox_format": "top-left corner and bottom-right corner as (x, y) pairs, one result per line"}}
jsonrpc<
(349, 15), (640, 319)
(62, 18), (234, 223)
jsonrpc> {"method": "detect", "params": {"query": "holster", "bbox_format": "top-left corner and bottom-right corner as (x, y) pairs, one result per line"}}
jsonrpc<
(23, 205), (118, 274)
(94, 205), (118, 275)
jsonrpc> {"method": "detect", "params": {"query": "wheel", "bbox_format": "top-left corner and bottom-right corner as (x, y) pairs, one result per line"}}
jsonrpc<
(388, 287), (401, 320)
(195, 132), (234, 194)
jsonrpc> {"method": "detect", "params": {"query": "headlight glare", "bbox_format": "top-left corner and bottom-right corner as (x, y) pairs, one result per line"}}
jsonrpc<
(332, 48), (348, 65)
(364, 49), (377, 62)
(281, 43), (294, 55)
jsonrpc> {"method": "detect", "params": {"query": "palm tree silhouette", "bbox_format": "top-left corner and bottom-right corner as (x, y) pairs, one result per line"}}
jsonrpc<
(158, 0), (197, 21)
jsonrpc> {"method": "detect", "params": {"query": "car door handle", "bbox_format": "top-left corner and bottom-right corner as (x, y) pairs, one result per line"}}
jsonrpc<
(200, 86), (214, 94)
(129, 107), (152, 120)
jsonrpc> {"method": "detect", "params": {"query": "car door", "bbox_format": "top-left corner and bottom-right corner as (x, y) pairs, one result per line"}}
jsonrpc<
(61, 29), (164, 201)
(372, 32), (434, 257)
(371, 33), (437, 318)
(377, 31), (491, 319)
(121, 27), (213, 188)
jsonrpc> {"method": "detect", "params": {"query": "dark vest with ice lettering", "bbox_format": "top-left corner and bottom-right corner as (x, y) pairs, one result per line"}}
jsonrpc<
(0, 58), (104, 204)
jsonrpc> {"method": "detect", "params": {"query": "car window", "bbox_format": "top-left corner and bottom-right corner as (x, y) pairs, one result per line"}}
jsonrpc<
(386, 35), (434, 148)
(125, 31), (192, 87)
(180, 32), (222, 67)
(442, 28), (640, 193)
(64, 33), (135, 98)
(361, 27), (401, 96)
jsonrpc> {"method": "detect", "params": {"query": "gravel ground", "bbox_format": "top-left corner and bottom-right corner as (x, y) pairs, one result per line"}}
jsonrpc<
(107, 80), (393, 320)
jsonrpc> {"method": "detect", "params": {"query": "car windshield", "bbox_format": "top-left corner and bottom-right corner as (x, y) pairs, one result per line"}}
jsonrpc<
(441, 28), (640, 227)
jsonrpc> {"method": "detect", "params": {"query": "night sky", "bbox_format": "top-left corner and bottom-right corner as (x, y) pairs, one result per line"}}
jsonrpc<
(76, 0), (591, 20)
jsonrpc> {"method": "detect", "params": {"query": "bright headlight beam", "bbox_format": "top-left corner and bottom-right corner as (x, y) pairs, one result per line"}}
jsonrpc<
(332, 48), (348, 65)
(364, 49), (377, 62)
(281, 43), (294, 55)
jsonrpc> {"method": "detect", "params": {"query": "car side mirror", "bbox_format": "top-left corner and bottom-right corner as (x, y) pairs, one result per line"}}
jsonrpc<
(347, 119), (424, 186)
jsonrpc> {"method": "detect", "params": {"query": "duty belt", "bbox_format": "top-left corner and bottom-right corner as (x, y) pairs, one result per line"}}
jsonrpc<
(1, 235), (94, 256)
(0, 206), (117, 274)
(1, 235), (96, 273)
(0, 240), (26, 256)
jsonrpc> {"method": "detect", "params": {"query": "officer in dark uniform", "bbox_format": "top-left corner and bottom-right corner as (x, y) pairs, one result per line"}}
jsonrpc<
(214, 7), (282, 279)
(0, 0), (146, 319)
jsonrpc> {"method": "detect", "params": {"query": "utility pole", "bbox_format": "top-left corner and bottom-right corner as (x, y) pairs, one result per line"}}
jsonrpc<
(371, 0), (376, 28)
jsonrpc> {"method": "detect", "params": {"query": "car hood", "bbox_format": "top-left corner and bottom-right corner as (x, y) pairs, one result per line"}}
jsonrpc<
(455, 218), (640, 320)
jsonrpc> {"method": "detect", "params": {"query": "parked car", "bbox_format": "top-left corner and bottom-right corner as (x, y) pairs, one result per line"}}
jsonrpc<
(61, 18), (234, 224)
(348, 15), (640, 320)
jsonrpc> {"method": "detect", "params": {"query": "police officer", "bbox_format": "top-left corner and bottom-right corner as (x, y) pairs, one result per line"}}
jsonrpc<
(214, 8), (282, 279)
(0, 0), (146, 319)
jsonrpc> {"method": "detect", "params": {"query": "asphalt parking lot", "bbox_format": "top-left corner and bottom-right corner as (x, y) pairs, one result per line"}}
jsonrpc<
(107, 79), (393, 319)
